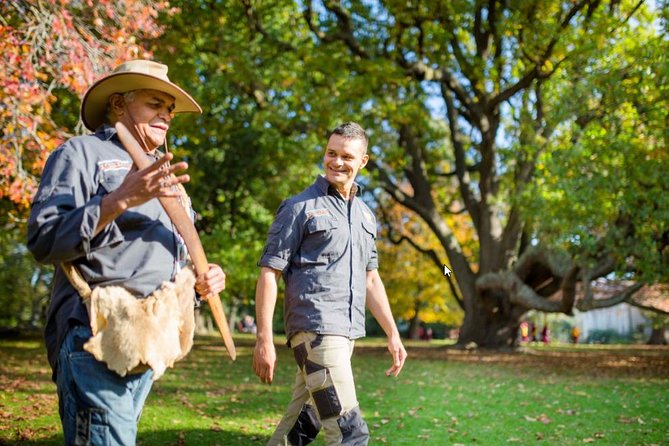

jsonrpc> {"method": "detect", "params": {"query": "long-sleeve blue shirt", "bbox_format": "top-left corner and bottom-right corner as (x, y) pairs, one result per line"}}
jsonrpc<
(27, 125), (185, 377)
(258, 175), (378, 341)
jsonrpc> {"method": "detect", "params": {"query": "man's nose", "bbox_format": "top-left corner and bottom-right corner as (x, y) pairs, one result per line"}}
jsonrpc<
(160, 109), (173, 122)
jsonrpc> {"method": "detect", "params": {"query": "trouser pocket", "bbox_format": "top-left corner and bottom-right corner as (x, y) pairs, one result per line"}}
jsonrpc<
(75, 407), (109, 446)
(305, 367), (343, 419)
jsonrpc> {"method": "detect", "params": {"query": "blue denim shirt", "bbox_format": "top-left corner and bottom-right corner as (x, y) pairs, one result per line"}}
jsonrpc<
(27, 125), (187, 377)
(258, 175), (378, 340)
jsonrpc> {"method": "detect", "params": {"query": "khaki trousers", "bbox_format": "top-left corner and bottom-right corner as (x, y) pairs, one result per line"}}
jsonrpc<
(268, 332), (368, 446)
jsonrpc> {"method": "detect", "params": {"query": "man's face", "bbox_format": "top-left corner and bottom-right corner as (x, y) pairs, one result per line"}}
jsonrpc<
(323, 134), (369, 192)
(120, 89), (176, 150)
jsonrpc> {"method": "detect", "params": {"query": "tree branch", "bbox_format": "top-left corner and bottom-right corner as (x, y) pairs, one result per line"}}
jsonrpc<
(442, 87), (481, 231)
(577, 282), (645, 311)
(490, 0), (595, 110)
(476, 270), (566, 312)
(303, 1), (370, 58)
(241, 0), (296, 52)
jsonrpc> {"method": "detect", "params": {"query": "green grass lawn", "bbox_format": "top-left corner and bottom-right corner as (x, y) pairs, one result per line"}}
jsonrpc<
(1, 334), (667, 445)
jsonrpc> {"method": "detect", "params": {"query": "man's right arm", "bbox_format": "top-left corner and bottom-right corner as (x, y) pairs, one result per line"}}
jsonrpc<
(253, 266), (282, 384)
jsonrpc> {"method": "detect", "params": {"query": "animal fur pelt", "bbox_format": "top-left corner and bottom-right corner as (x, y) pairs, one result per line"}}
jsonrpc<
(82, 267), (196, 380)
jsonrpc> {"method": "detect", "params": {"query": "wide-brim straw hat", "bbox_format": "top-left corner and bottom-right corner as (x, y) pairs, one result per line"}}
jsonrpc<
(81, 59), (202, 131)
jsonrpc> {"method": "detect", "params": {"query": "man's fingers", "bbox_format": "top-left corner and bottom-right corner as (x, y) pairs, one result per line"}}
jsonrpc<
(145, 152), (174, 173)
(385, 346), (407, 377)
(158, 174), (191, 193)
(253, 346), (276, 385)
(168, 161), (188, 174)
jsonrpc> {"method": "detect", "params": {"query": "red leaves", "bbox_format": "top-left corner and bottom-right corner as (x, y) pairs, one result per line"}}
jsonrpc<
(0, 1), (172, 224)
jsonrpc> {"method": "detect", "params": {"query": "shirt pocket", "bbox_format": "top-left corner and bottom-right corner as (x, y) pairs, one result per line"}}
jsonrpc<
(307, 216), (338, 234)
(98, 169), (128, 194)
(300, 217), (341, 265)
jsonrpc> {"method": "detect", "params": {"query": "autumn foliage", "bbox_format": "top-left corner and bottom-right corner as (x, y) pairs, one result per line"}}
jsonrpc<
(0, 0), (173, 226)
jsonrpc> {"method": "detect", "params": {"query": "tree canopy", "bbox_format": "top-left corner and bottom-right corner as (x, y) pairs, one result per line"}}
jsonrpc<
(1, 0), (666, 345)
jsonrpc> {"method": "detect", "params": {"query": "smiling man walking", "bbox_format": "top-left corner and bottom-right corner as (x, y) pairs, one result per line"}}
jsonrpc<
(253, 122), (407, 445)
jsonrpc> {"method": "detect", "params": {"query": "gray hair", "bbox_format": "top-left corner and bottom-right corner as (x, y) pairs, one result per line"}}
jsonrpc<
(104, 91), (137, 121)
(328, 122), (369, 153)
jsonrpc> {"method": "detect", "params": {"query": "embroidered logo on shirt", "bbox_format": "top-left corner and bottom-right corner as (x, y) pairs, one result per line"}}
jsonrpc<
(97, 159), (132, 172)
(306, 208), (332, 219)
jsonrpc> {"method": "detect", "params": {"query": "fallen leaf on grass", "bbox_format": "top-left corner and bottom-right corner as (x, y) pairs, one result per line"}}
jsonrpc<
(524, 413), (551, 424)
(537, 414), (552, 424)
(408, 407), (423, 416)
(617, 415), (645, 424)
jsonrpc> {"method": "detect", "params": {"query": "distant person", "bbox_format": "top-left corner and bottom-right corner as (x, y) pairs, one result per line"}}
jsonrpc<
(541, 325), (551, 344)
(520, 321), (529, 343)
(240, 314), (257, 334)
(530, 322), (537, 342)
(571, 326), (581, 344)
(27, 60), (226, 445)
(252, 122), (407, 445)
(419, 323), (433, 341)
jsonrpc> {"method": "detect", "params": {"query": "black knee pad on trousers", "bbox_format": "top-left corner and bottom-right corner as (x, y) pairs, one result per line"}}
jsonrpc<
(287, 404), (322, 445)
(337, 407), (369, 446)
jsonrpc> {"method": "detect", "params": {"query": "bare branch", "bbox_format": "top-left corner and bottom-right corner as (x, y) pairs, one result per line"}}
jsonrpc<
(577, 282), (645, 311)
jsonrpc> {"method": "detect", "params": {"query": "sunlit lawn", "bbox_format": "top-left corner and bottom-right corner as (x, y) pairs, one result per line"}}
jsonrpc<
(1, 333), (667, 445)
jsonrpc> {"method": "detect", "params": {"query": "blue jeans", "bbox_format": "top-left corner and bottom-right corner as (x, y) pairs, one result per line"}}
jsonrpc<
(56, 325), (154, 446)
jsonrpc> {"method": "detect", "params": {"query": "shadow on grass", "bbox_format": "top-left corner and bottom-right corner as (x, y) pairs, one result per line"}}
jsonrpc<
(353, 341), (669, 378)
(137, 428), (270, 446)
(0, 428), (270, 446)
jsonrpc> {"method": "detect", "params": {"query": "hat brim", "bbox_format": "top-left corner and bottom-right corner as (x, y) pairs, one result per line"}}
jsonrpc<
(81, 72), (202, 131)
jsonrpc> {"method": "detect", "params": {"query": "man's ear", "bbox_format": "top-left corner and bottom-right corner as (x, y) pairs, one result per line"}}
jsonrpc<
(360, 153), (369, 169)
(109, 93), (125, 117)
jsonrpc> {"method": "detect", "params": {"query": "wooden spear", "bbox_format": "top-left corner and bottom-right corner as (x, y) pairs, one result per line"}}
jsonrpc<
(115, 121), (236, 360)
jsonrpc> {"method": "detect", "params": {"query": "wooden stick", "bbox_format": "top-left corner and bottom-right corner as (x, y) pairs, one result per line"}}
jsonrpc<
(115, 121), (236, 360)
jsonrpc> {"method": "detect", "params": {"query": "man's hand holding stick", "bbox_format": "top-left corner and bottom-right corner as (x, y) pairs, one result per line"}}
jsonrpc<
(115, 121), (237, 360)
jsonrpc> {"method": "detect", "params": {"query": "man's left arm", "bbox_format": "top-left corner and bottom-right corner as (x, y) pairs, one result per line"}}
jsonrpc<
(366, 269), (407, 377)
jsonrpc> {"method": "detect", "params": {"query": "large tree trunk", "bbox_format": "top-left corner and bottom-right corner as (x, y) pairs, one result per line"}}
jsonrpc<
(408, 312), (421, 340)
(457, 292), (526, 349)
(647, 325), (667, 345)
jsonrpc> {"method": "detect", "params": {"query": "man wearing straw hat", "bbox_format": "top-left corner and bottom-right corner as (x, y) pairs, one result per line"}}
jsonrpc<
(27, 60), (226, 446)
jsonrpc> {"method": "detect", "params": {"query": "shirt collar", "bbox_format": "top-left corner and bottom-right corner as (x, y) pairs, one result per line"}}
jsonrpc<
(316, 175), (363, 198)
(95, 123), (118, 141)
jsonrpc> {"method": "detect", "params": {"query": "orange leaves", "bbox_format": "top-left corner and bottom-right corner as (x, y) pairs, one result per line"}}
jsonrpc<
(0, 1), (172, 225)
